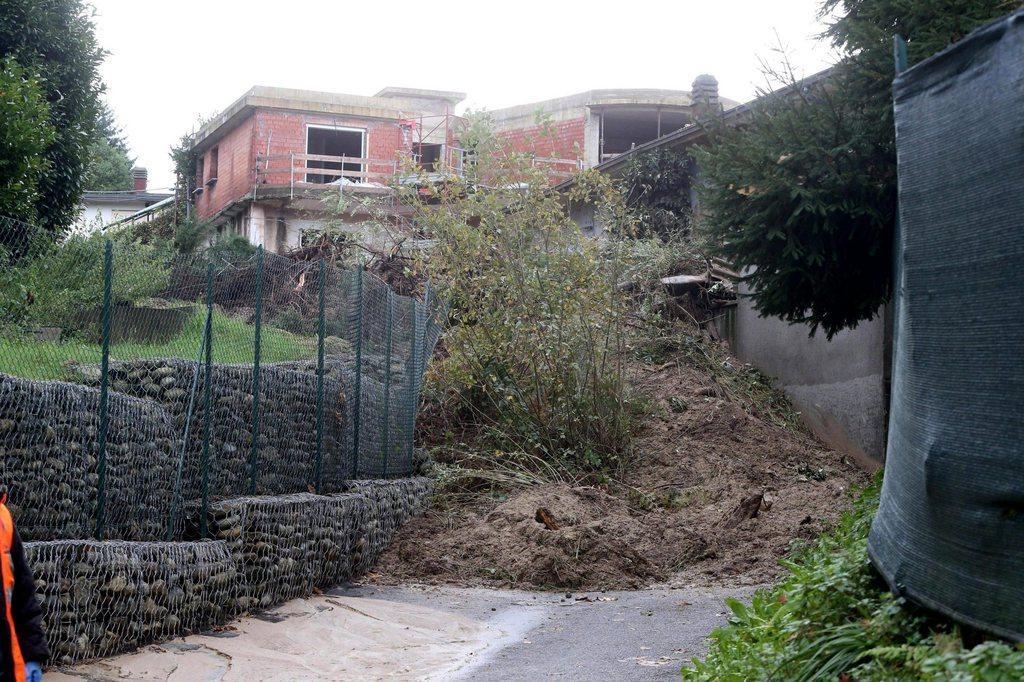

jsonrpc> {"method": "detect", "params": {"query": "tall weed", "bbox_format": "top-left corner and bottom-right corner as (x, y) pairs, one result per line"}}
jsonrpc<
(413, 118), (639, 478)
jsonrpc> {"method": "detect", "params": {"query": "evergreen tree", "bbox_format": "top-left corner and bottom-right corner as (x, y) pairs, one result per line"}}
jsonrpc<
(82, 137), (134, 191)
(0, 0), (105, 233)
(696, 0), (1021, 338)
(83, 103), (135, 191)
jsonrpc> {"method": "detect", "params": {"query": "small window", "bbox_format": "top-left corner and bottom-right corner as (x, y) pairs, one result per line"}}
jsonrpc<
(207, 146), (219, 185)
(196, 157), (204, 188)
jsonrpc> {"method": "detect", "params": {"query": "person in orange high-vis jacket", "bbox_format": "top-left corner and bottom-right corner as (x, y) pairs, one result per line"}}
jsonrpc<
(0, 496), (47, 682)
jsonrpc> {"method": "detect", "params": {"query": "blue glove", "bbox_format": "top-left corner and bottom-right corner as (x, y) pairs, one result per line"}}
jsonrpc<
(25, 661), (41, 682)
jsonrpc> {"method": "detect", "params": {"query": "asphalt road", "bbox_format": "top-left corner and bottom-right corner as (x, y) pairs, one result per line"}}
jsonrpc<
(340, 583), (757, 681)
(52, 583), (757, 681)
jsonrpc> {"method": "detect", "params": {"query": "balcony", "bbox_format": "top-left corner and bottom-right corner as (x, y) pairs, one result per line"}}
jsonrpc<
(253, 150), (583, 201)
(255, 153), (398, 197)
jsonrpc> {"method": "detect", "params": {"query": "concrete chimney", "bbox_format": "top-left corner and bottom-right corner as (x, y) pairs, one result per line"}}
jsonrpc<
(132, 167), (147, 191)
(691, 74), (721, 118)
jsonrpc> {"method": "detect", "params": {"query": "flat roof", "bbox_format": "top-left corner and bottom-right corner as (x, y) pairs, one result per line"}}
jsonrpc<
(487, 88), (741, 124)
(191, 85), (462, 153)
(82, 190), (173, 204)
(374, 86), (466, 103)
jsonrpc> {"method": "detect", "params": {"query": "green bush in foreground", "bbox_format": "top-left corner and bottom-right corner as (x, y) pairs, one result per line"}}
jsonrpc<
(683, 480), (1024, 681)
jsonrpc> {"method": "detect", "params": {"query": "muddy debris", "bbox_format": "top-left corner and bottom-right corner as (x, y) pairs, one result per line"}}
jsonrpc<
(372, 351), (871, 590)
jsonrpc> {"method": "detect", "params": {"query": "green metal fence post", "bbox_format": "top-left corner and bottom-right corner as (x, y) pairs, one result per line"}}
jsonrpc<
(420, 282), (432, 384)
(351, 266), (364, 478)
(200, 262), (214, 537)
(249, 245), (265, 494)
(380, 289), (394, 478)
(95, 240), (113, 540)
(314, 259), (327, 491)
(404, 296), (419, 473)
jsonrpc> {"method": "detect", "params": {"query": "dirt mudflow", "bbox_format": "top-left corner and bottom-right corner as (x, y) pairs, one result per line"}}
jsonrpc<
(371, 349), (871, 590)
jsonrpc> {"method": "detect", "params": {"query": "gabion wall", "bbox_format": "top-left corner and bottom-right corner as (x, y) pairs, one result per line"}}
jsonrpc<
(25, 478), (432, 667)
(278, 357), (417, 479)
(26, 540), (236, 666)
(205, 492), (366, 612)
(91, 358), (350, 497)
(0, 373), (179, 541)
(341, 478), (432, 574)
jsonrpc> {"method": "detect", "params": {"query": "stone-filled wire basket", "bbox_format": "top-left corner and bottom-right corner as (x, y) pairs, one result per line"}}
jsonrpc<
(0, 375), (180, 542)
(25, 539), (236, 666)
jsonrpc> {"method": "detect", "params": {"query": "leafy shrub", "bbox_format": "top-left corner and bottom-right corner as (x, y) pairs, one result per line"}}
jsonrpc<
(172, 217), (214, 254)
(1, 0), (106, 233)
(0, 228), (170, 331)
(0, 58), (55, 226)
(412, 119), (638, 478)
(683, 479), (1024, 681)
(620, 148), (694, 240)
(205, 233), (255, 262)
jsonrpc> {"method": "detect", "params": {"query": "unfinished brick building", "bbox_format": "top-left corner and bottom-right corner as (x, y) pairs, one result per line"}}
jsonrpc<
(189, 86), (465, 252)
(489, 75), (732, 172)
(189, 76), (731, 251)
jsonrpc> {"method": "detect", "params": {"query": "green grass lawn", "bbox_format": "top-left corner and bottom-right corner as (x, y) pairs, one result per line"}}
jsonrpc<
(0, 308), (315, 380)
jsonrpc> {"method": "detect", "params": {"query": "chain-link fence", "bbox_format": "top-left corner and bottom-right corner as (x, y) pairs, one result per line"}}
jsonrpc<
(0, 216), (443, 543)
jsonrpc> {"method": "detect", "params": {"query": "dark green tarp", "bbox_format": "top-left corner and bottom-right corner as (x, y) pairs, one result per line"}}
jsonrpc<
(869, 9), (1024, 640)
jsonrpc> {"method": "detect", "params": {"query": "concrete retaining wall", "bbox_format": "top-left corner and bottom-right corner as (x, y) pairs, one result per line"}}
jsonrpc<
(730, 287), (888, 466)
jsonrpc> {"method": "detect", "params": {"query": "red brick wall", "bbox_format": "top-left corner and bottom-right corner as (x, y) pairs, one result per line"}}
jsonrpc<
(252, 110), (406, 187)
(195, 109), (411, 220)
(194, 113), (255, 220)
(497, 117), (585, 162)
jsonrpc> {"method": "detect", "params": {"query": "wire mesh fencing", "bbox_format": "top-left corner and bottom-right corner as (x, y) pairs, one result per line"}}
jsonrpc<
(0, 216), (443, 542)
(27, 539), (237, 665)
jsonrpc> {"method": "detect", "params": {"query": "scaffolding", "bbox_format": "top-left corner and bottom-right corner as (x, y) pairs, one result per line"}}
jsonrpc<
(400, 111), (469, 178)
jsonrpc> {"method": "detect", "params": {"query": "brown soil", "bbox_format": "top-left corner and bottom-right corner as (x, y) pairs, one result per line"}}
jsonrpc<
(371, 351), (871, 591)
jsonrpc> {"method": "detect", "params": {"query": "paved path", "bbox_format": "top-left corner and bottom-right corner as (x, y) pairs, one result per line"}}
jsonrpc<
(50, 583), (755, 681)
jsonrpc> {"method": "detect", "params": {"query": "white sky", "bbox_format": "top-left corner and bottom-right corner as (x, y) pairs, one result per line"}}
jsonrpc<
(91, 0), (840, 190)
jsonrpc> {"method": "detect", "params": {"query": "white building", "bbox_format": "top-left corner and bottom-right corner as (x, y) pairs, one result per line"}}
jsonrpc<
(75, 167), (172, 231)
